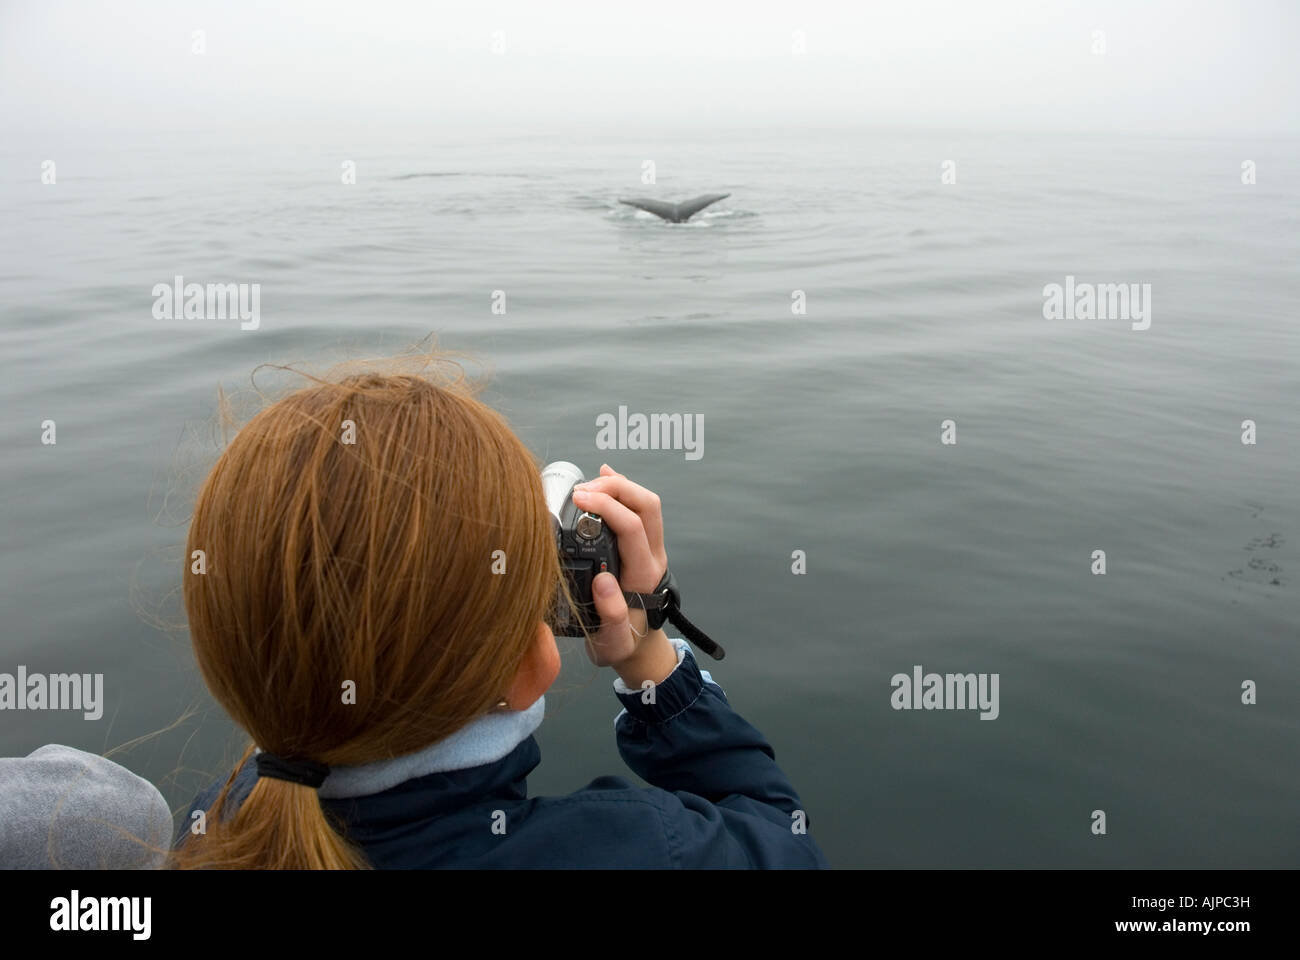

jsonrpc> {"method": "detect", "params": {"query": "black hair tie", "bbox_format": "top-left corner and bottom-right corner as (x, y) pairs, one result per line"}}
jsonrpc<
(255, 752), (330, 789)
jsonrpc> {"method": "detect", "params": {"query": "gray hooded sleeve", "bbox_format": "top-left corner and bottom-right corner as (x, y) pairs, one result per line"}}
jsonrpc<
(0, 744), (173, 869)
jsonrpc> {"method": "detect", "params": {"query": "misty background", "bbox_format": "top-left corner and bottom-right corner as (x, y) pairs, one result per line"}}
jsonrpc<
(4, 0), (1298, 138)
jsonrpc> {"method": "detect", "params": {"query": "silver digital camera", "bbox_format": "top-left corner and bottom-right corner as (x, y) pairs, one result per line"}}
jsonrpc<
(542, 462), (620, 636)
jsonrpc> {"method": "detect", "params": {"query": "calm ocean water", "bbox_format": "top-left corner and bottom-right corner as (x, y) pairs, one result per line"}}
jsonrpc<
(1, 127), (1296, 867)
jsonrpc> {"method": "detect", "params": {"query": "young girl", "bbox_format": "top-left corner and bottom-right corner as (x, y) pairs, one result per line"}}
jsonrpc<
(176, 364), (826, 868)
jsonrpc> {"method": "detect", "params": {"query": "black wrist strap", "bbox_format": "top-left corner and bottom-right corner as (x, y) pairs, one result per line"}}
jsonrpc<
(623, 569), (726, 661)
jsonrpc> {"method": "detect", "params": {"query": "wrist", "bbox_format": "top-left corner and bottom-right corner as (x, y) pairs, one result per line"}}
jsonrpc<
(612, 629), (677, 688)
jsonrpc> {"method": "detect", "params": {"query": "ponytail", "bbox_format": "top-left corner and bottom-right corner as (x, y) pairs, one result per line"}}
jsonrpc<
(174, 746), (368, 869)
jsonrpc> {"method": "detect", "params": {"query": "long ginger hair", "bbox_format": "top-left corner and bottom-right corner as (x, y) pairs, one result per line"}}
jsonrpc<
(175, 363), (559, 868)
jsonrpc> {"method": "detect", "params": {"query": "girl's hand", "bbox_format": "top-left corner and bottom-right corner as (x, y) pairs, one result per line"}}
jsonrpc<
(569, 465), (678, 687)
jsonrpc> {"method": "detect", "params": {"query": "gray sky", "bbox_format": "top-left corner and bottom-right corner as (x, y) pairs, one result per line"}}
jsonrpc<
(2, 0), (1296, 136)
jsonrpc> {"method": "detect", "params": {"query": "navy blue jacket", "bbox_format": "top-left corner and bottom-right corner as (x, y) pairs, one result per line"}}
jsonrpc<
(185, 646), (828, 868)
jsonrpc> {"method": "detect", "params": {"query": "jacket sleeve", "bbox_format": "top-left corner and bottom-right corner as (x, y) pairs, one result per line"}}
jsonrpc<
(612, 639), (829, 868)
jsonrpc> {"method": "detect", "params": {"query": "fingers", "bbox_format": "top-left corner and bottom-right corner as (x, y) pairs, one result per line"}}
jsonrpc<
(574, 466), (666, 559)
(570, 487), (659, 590)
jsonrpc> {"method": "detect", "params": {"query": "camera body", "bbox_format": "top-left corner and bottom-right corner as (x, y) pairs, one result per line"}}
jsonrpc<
(542, 462), (620, 636)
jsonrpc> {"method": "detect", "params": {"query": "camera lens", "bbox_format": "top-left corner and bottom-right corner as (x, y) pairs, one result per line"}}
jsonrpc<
(575, 513), (603, 541)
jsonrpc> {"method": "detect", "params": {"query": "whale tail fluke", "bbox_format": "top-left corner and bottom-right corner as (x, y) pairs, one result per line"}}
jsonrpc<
(619, 193), (731, 223)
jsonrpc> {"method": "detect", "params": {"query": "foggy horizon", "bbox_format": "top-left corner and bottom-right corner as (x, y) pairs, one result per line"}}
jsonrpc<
(3, 0), (1298, 139)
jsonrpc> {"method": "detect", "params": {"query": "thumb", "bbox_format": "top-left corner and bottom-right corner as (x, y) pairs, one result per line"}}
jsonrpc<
(591, 572), (629, 631)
